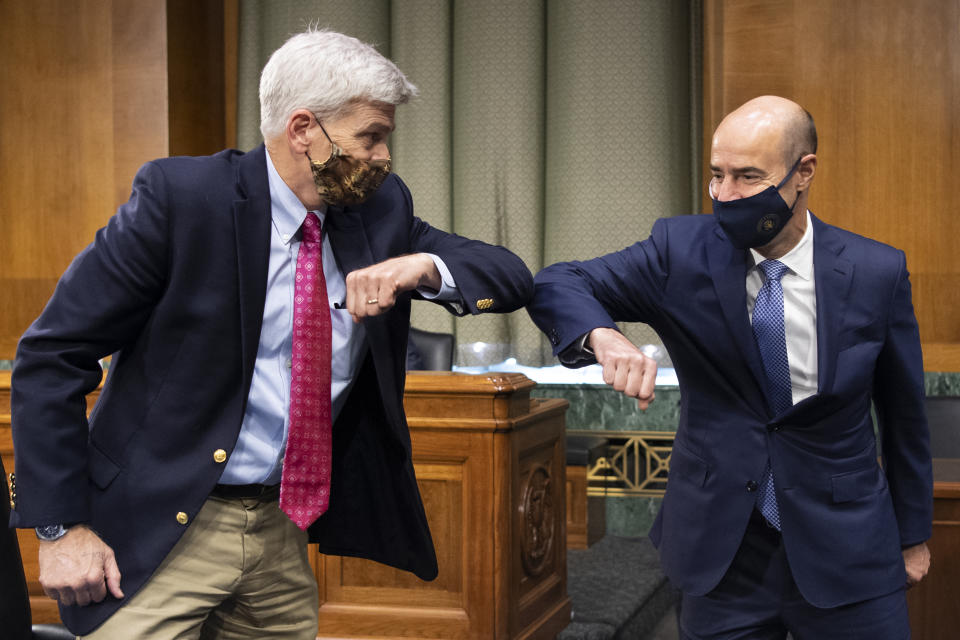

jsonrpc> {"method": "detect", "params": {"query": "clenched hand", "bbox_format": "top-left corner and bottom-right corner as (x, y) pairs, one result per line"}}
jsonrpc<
(38, 525), (124, 606)
(345, 253), (441, 322)
(588, 327), (658, 410)
(903, 542), (930, 588)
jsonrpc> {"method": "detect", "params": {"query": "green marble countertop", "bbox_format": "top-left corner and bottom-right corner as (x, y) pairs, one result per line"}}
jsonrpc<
(531, 384), (680, 431)
(530, 371), (959, 432)
(925, 371), (960, 396)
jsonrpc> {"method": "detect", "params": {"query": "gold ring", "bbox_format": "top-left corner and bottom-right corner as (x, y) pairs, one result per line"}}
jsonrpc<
(366, 298), (378, 304)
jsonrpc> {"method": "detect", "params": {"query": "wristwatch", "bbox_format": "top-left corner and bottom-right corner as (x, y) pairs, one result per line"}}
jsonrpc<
(35, 524), (69, 542)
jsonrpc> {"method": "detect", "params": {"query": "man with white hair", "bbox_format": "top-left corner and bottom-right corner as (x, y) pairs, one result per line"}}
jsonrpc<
(9, 29), (533, 638)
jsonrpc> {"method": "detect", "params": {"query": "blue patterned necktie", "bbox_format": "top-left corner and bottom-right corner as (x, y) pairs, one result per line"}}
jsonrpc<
(752, 259), (792, 530)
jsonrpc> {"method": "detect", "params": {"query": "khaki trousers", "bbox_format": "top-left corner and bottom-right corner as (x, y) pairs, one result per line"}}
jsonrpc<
(82, 491), (318, 640)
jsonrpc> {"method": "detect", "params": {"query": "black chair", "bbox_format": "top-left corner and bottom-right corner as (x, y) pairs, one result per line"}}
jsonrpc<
(926, 395), (960, 458)
(32, 625), (75, 640)
(407, 327), (455, 371)
(565, 435), (609, 468)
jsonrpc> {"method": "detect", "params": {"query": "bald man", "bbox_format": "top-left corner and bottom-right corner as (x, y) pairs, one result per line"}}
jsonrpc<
(528, 96), (931, 639)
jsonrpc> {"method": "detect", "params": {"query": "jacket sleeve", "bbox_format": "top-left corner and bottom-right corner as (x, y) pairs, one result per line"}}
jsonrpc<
(401, 183), (533, 317)
(10, 161), (170, 528)
(526, 217), (671, 361)
(872, 251), (933, 548)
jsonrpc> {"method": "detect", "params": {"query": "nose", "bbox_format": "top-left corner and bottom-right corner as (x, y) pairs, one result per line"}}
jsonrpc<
(370, 141), (390, 161)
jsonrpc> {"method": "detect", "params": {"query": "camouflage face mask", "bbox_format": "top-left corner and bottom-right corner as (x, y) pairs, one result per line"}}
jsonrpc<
(307, 120), (391, 207)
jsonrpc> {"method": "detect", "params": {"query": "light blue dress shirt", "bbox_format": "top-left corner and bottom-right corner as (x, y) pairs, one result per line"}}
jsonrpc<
(219, 151), (458, 485)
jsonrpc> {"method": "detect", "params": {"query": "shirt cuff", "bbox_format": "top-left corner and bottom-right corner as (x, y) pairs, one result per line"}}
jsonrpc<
(417, 253), (460, 301)
(558, 331), (598, 367)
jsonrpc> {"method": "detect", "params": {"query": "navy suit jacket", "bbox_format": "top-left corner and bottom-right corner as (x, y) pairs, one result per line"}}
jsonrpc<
(528, 213), (932, 608)
(10, 145), (533, 633)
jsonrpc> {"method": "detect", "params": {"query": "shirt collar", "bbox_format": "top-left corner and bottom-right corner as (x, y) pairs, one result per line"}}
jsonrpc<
(265, 149), (326, 245)
(749, 210), (814, 281)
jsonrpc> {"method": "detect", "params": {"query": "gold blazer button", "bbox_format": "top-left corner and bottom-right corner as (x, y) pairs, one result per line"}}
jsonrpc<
(476, 298), (494, 310)
(176, 512), (189, 525)
(213, 449), (227, 463)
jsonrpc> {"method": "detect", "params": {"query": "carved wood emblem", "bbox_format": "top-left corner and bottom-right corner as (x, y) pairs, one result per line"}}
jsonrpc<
(520, 463), (554, 577)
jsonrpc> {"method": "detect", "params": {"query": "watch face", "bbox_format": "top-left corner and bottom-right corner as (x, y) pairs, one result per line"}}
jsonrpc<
(36, 524), (66, 540)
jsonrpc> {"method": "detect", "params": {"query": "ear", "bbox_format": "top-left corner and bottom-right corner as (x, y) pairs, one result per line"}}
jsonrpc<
(795, 153), (817, 190)
(285, 109), (318, 154)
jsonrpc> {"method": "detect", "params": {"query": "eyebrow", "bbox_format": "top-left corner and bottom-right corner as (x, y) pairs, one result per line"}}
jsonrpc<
(710, 165), (767, 175)
(359, 122), (395, 136)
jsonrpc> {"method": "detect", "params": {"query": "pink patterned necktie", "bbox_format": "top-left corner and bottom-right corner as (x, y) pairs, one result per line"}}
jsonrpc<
(280, 212), (333, 530)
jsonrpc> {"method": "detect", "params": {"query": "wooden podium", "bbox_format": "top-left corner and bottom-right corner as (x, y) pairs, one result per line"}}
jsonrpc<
(312, 372), (572, 639)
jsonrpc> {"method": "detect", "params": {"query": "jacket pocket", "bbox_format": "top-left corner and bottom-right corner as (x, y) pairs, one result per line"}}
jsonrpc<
(837, 318), (882, 351)
(88, 442), (121, 490)
(669, 440), (709, 488)
(831, 464), (886, 503)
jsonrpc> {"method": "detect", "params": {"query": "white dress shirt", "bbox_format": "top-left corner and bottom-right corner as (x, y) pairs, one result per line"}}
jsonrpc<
(219, 151), (458, 485)
(746, 211), (818, 405)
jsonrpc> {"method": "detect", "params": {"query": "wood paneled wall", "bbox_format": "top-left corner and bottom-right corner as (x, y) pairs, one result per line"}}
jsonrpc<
(703, 0), (960, 371)
(0, 0), (235, 359)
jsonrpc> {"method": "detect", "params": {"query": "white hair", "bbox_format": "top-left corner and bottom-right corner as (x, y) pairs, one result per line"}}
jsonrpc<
(259, 29), (418, 140)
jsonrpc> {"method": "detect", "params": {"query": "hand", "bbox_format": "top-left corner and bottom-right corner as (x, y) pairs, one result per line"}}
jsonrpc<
(345, 254), (440, 323)
(38, 525), (124, 606)
(588, 327), (657, 410)
(903, 542), (930, 588)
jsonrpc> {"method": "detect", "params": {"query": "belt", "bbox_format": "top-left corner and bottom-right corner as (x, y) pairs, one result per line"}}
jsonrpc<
(210, 483), (280, 500)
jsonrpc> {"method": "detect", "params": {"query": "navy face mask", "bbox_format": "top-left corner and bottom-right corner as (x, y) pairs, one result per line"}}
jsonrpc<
(711, 158), (802, 249)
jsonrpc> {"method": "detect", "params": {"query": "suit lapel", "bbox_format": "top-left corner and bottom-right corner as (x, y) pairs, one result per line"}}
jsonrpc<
(324, 206), (394, 368)
(810, 214), (853, 397)
(706, 226), (772, 415)
(324, 206), (375, 277)
(325, 205), (404, 428)
(233, 146), (272, 406)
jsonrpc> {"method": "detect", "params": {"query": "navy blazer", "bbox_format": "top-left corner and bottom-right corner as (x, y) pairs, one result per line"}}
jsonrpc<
(528, 213), (932, 608)
(10, 145), (533, 633)
(0, 456), (31, 640)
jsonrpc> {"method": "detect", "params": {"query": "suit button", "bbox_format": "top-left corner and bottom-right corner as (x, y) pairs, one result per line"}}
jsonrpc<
(746, 480), (758, 492)
(213, 449), (227, 463)
(176, 512), (189, 525)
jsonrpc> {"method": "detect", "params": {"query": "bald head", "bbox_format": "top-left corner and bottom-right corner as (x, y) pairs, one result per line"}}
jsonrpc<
(717, 96), (817, 170)
(709, 96), (819, 258)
